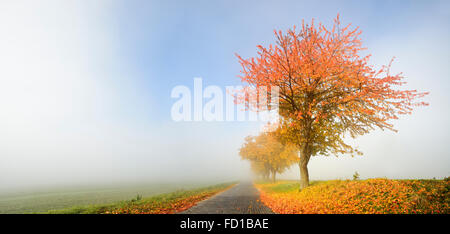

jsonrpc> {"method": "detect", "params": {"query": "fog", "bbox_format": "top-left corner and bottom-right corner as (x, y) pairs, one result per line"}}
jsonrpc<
(0, 1), (449, 192)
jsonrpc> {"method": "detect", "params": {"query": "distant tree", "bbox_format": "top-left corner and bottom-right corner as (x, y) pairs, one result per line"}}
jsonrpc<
(236, 15), (428, 189)
(249, 160), (271, 181)
(240, 133), (298, 182)
(353, 171), (360, 181)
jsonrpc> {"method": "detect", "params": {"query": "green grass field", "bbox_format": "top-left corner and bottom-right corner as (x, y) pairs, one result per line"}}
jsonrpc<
(46, 182), (235, 214)
(0, 181), (233, 214)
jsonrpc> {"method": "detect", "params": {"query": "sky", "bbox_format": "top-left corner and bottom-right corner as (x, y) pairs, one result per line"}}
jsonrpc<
(0, 0), (449, 191)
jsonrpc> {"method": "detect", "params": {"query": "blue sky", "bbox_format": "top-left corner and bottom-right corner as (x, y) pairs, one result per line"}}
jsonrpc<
(108, 0), (448, 122)
(0, 0), (449, 189)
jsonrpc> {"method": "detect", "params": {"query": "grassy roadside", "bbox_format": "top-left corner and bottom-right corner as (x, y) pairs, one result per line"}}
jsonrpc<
(44, 182), (236, 214)
(255, 179), (449, 214)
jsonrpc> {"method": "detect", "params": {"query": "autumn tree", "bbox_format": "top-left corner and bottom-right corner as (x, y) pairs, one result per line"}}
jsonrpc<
(249, 160), (271, 181)
(236, 15), (428, 189)
(240, 133), (298, 182)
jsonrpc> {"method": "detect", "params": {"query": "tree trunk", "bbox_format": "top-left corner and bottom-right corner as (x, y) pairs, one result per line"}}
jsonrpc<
(299, 160), (309, 189)
(299, 145), (311, 190)
(272, 172), (276, 183)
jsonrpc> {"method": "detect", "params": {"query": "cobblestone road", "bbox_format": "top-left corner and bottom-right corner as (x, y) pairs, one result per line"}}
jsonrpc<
(181, 181), (274, 214)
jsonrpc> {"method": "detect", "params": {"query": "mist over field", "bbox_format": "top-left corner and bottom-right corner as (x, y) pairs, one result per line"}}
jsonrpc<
(0, 0), (449, 195)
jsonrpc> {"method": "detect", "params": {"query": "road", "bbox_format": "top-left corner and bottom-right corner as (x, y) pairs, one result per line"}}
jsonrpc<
(180, 181), (274, 214)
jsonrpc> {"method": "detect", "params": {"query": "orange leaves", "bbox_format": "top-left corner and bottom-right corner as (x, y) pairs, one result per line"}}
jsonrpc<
(255, 179), (449, 214)
(236, 13), (428, 124)
(105, 196), (202, 214)
(103, 186), (232, 214)
(235, 14), (428, 162)
(240, 133), (298, 179)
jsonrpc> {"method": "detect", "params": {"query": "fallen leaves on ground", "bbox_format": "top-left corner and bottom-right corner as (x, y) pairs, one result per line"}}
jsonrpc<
(103, 185), (233, 214)
(255, 179), (449, 214)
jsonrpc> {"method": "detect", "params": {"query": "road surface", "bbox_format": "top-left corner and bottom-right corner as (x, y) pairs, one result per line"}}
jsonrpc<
(181, 181), (274, 214)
